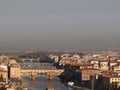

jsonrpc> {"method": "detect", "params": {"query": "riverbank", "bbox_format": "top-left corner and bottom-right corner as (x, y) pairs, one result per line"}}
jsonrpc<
(64, 83), (90, 90)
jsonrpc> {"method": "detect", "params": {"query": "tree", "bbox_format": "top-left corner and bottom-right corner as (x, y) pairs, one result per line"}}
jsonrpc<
(15, 79), (23, 90)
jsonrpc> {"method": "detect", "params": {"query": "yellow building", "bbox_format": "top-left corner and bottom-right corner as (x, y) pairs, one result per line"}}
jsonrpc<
(102, 73), (120, 88)
(110, 76), (120, 88)
(10, 65), (21, 78)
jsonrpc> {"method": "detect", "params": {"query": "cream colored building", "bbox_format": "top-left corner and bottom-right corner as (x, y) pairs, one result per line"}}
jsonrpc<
(79, 68), (100, 81)
(100, 60), (109, 71)
(10, 65), (21, 78)
(9, 60), (21, 78)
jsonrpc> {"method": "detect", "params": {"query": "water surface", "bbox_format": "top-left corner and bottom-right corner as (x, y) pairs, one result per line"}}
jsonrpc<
(21, 76), (71, 90)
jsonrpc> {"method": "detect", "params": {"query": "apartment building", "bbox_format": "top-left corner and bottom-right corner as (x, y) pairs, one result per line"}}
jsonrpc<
(78, 68), (100, 81)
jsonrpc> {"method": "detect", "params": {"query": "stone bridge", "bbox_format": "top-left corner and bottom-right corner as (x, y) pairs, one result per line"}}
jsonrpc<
(21, 69), (64, 80)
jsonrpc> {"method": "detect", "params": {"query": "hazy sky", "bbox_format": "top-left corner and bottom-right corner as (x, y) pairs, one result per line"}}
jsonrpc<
(0, 0), (120, 51)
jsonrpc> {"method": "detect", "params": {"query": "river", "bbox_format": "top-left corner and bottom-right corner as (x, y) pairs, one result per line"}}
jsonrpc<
(21, 76), (72, 90)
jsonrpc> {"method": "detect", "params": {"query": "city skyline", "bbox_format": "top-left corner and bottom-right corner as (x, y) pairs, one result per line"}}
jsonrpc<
(0, 0), (120, 51)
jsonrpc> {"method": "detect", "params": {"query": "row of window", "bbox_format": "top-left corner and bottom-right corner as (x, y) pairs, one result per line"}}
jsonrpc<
(111, 78), (120, 81)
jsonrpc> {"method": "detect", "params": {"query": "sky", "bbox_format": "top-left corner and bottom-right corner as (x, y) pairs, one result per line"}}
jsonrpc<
(0, 0), (120, 51)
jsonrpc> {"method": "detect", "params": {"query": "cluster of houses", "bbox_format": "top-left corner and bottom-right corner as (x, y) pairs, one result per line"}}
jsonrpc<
(0, 51), (120, 89)
(49, 51), (120, 89)
(0, 55), (21, 80)
(0, 55), (22, 89)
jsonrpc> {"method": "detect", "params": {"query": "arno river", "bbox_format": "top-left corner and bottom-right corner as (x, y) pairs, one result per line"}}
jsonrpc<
(21, 76), (72, 90)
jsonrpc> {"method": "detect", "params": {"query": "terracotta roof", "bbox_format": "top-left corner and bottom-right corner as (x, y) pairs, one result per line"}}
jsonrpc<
(112, 63), (120, 67)
(0, 69), (7, 72)
(90, 59), (99, 61)
(103, 74), (120, 78)
(99, 60), (108, 62)
(100, 71), (120, 78)
(110, 61), (117, 63)
(77, 68), (100, 72)
(80, 68), (99, 70)
(72, 63), (93, 67)
(0, 84), (5, 88)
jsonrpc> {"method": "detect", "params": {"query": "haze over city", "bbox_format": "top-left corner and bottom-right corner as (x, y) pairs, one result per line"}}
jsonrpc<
(0, 0), (120, 51)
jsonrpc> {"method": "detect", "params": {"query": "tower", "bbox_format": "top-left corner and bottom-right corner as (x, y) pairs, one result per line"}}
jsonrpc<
(108, 56), (111, 71)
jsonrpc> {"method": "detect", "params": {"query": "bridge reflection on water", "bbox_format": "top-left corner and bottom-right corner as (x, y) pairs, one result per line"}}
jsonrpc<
(21, 76), (71, 90)
(21, 75), (60, 81)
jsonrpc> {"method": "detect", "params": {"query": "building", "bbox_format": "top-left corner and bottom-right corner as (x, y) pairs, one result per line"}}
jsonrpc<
(72, 54), (81, 60)
(90, 60), (99, 69)
(112, 63), (120, 72)
(61, 54), (72, 60)
(99, 60), (109, 71)
(78, 68), (100, 81)
(49, 54), (59, 63)
(9, 60), (21, 78)
(100, 72), (120, 89)
(0, 69), (7, 79)
(0, 55), (9, 61)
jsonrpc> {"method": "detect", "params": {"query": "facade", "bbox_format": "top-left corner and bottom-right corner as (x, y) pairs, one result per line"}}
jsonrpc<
(110, 61), (117, 67)
(99, 60), (109, 71)
(90, 60), (99, 64)
(61, 54), (72, 60)
(101, 73), (120, 89)
(93, 63), (99, 69)
(49, 54), (59, 63)
(79, 64), (93, 69)
(9, 60), (21, 78)
(10, 65), (21, 78)
(72, 54), (81, 60)
(112, 64), (120, 72)
(79, 68), (100, 81)
(90, 60), (99, 69)
(0, 55), (9, 61)
(0, 69), (7, 79)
